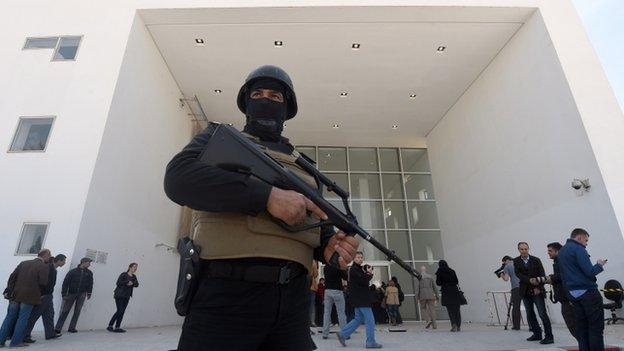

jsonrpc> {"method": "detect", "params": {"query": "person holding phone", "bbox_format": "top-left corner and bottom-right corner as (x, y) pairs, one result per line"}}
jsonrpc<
(558, 228), (607, 351)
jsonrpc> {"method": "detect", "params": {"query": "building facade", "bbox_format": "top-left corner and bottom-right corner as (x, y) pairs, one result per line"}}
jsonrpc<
(1, 0), (623, 330)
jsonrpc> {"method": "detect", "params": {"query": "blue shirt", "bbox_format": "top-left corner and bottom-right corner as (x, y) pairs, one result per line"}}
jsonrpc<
(557, 238), (603, 299)
(504, 262), (520, 289)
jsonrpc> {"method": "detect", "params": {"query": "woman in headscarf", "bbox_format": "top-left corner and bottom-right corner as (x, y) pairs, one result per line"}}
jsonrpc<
(435, 260), (463, 332)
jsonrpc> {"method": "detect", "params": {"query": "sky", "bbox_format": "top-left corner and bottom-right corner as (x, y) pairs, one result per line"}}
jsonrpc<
(572, 0), (624, 111)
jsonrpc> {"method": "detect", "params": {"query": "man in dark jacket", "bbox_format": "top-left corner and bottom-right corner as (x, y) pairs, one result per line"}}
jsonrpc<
(0, 249), (51, 348)
(321, 264), (348, 339)
(337, 252), (382, 349)
(514, 242), (553, 344)
(23, 254), (67, 343)
(55, 257), (94, 333)
(544, 242), (576, 339)
(558, 228), (606, 351)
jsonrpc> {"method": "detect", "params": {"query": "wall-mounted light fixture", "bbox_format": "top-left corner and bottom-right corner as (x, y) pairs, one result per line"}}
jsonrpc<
(572, 178), (591, 195)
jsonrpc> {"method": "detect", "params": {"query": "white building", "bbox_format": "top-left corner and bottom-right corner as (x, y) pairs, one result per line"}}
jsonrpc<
(1, 0), (623, 330)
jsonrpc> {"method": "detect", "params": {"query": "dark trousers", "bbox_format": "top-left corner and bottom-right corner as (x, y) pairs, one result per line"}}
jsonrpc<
(510, 288), (522, 329)
(572, 289), (604, 351)
(108, 298), (130, 329)
(25, 294), (55, 339)
(177, 272), (314, 351)
(561, 300), (577, 339)
(396, 307), (403, 324)
(523, 294), (552, 338)
(446, 304), (461, 329)
(55, 293), (86, 331)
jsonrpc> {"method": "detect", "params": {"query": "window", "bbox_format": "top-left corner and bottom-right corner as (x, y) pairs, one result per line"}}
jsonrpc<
(296, 146), (443, 321)
(16, 223), (49, 255)
(23, 36), (82, 61)
(53, 36), (81, 61)
(9, 117), (54, 152)
(23, 37), (58, 49)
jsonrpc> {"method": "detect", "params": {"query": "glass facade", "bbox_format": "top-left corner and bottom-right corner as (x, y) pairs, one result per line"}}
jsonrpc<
(296, 146), (445, 320)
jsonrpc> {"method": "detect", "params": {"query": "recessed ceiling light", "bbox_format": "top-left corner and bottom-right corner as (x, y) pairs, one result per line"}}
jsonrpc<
(194, 38), (205, 46)
(214, 89), (222, 94)
(437, 46), (446, 52)
(227, 123), (233, 126)
(392, 124), (398, 129)
(409, 94), (417, 99)
(332, 124), (340, 129)
(274, 40), (283, 47)
(340, 92), (348, 97)
(352, 43), (361, 50)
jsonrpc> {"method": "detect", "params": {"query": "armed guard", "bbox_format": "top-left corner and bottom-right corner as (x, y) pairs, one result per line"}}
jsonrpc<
(164, 65), (359, 350)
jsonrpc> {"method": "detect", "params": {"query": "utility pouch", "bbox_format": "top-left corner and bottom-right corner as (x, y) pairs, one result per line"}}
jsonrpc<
(174, 236), (201, 316)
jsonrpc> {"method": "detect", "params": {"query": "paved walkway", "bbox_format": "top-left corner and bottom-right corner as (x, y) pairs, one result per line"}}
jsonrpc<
(19, 322), (624, 350)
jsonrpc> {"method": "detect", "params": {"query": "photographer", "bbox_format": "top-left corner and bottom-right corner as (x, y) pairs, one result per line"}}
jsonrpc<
(497, 255), (521, 330)
(337, 252), (382, 349)
(534, 242), (576, 339)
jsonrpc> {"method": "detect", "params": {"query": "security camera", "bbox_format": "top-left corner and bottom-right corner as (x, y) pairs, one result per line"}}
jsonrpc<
(572, 179), (583, 190)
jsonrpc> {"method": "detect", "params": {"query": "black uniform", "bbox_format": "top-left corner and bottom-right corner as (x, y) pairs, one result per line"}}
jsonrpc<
(164, 124), (334, 351)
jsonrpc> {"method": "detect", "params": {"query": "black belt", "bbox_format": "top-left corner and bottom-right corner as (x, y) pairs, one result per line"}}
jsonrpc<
(202, 260), (306, 285)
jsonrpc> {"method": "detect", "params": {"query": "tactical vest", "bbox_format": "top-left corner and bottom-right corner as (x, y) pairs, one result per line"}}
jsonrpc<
(191, 138), (321, 268)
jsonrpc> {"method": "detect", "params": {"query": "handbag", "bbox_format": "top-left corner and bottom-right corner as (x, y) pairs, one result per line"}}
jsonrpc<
(458, 286), (468, 305)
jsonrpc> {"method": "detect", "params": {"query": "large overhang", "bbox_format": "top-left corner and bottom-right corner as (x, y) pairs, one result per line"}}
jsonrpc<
(141, 6), (534, 147)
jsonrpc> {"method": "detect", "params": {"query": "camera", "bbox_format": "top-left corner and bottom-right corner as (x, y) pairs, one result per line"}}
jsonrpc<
(494, 264), (506, 278)
(571, 179), (583, 190)
(494, 255), (512, 278)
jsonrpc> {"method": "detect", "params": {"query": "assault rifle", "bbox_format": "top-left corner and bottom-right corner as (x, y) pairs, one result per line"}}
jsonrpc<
(200, 123), (421, 280)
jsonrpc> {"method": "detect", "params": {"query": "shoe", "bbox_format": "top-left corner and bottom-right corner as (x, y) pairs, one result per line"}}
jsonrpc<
(432, 323), (437, 330)
(22, 337), (35, 344)
(337, 332), (346, 347)
(68, 329), (77, 333)
(8, 343), (29, 348)
(113, 328), (126, 333)
(450, 325), (457, 332)
(107, 326), (114, 332)
(54, 330), (61, 335)
(366, 342), (383, 349)
(540, 337), (554, 345)
(425, 321), (432, 329)
(322, 336), (328, 340)
(511, 327), (521, 331)
(526, 334), (542, 341)
(45, 334), (61, 340)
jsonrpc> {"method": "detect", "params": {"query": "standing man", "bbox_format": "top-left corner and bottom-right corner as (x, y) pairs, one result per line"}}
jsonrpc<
(514, 242), (554, 345)
(500, 255), (521, 330)
(23, 254), (67, 343)
(558, 228), (606, 351)
(417, 265), (439, 330)
(544, 242), (577, 339)
(55, 257), (93, 333)
(0, 249), (51, 348)
(164, 65), (358, 351)
(322, 264), (348, 339)
(337, 252), (382, 349)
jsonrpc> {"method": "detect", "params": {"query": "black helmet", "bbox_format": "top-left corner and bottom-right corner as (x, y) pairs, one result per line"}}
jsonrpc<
(237, 65), (298, 120)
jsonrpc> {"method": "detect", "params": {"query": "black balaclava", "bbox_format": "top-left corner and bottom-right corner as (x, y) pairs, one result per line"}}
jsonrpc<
(243, 78), (288, 141)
